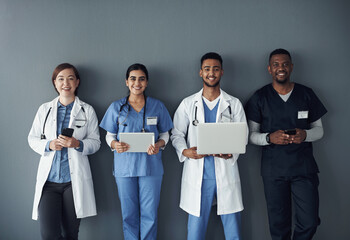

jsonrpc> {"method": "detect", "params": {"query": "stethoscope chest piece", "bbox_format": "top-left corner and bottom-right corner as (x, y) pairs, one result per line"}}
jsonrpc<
(192, 119), (199, 126)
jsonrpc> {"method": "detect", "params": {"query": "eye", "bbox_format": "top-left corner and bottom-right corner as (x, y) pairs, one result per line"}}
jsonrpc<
(139, 77), (146, 81)
(57, 77), (64, 81)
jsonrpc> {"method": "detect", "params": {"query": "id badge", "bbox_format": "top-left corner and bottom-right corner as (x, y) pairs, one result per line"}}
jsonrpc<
(298, 111), (308, 119)
(147, 116), (157, 125)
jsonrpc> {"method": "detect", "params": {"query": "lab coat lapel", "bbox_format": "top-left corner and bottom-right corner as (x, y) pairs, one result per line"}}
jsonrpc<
(69, 96), (82, 128)
(48, 97), (59, 138)
(216, 90), (230, 122)
(194, 89), (205, 124)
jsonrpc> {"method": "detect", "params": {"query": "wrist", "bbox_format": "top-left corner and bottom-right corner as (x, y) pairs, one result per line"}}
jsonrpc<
(75, 140), (80, 149)
(266, 133), (271, 144)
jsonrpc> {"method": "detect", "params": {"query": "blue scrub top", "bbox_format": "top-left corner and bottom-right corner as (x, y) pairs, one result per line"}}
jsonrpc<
(100, 96), (173, 177)
(203, 99), (219, 179)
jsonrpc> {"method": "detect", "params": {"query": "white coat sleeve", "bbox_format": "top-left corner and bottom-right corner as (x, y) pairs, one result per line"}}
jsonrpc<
(226, 100), (248, 165)
(81, 106), (101, 156)
(28, 105), (51, 156)
(171, 100), (190, 163)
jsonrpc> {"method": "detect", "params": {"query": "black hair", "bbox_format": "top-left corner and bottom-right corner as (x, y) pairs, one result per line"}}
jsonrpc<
(200, 52), (223, 68)
(269, 48), (292, 62)
(126, 63), (149, 80)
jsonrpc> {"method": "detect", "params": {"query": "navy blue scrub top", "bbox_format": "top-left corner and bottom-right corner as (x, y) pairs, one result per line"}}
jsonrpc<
(245, 83), (327, 176)
(100, 96), (173, 177)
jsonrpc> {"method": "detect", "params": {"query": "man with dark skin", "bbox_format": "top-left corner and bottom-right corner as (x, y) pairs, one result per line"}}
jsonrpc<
(246, 48), (327, 240)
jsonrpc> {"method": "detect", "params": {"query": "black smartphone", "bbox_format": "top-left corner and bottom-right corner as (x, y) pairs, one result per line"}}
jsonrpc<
(284, 129), (296, 135)
(61, 128), (74, 137)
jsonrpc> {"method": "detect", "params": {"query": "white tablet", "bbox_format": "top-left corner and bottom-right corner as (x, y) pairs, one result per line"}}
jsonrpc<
(119, 132), (155, 152)
(197, 122), (247, 154)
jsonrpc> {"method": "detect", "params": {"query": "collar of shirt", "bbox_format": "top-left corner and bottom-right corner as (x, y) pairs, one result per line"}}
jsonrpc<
(57, 101), (74, 109)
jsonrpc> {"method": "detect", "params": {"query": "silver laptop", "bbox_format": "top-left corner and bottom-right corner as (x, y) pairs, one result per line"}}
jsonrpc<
(197, 122), (247, 154)
(119, 132), (155, 152)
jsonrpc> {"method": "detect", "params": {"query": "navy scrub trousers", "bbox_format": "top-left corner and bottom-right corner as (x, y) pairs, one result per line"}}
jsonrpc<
(262, 174), (320, 240)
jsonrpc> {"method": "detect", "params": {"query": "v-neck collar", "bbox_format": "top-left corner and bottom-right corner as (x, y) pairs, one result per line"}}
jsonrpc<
(270, 83), (297, 104)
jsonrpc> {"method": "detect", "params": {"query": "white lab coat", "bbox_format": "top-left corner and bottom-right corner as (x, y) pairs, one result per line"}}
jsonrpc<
(171, 89), (248, 217)
(28, 96), (101, 220)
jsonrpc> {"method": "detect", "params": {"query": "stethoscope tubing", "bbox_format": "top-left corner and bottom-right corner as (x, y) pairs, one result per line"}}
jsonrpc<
(192, 103), (232, 126)
(40, 106), (86, 140)
(118, 95), (147, 132)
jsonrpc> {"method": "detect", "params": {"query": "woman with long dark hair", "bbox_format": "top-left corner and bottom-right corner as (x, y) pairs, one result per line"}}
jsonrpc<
(100, 63), (173, 239)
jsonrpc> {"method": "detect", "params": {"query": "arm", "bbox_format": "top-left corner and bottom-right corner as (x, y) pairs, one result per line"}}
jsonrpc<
(106, 131), (130, 153)
(305, 119), (324, 142)
(249, 119), (324, 145)
(147, 131), (169, 155)
(28, 105), (52, 155)
(170, 101), (205, 162)
(249, 120), (269, 146)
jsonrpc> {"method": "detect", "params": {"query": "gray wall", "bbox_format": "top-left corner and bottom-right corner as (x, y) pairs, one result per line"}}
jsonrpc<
(1, 0), (349, 239)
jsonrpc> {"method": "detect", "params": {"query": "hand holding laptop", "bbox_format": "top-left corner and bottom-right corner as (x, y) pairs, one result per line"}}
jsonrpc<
(182, 147), (206, 159)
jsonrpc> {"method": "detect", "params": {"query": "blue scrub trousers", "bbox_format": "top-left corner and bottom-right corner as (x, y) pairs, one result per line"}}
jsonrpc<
(115, 176), (163, 240)
(262, 174), (320, 240)
(187, 179), (241, 240)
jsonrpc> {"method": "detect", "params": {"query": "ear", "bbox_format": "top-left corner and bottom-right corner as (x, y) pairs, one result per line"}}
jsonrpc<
(267, 65), (272, 75)
(199, 69), (203, 77)
(221, 69), (224, 77)
(125, 79), (128, 86)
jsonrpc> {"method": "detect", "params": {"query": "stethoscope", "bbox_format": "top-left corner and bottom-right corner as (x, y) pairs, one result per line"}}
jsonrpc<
(192, 103), (232, 126)
(117, 95), (147, 132)
(40, 106), (86, 140)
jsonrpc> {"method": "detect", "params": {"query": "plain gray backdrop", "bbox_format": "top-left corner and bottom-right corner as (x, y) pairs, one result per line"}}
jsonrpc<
(1, 0), (349, 239)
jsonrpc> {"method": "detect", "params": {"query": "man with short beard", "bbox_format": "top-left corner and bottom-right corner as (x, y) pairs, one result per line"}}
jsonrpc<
(245, 48), (327, 240)
(171, 52), (247, 240)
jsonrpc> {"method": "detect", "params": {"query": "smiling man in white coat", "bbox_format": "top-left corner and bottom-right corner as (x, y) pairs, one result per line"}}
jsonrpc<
(171, 52), (247, 240)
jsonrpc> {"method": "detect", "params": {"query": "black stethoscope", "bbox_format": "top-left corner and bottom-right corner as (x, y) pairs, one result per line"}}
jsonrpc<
(117, 95), (147, 132)
(192, 103), (232, 126)
(40, 106), (86, 140)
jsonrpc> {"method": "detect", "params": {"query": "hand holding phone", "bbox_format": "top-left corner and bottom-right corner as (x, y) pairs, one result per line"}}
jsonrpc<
(284, 129), (296, 135)
(61, 128), (74, 137)
(58, 128), (79, 148)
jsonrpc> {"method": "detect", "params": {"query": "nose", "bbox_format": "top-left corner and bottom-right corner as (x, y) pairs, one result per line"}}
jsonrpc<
(278, 64), (286, 71)
(63, 78), (70, 85)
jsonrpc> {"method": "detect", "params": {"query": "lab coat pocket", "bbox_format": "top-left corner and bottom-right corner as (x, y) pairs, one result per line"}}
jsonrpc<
(220, 113), (231, 123)
(73, 125), (87, 140)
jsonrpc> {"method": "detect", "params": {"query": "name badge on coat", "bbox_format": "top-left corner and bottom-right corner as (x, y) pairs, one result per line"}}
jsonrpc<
(298, 111), (308, 119)
(147, 116), (157, 125)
